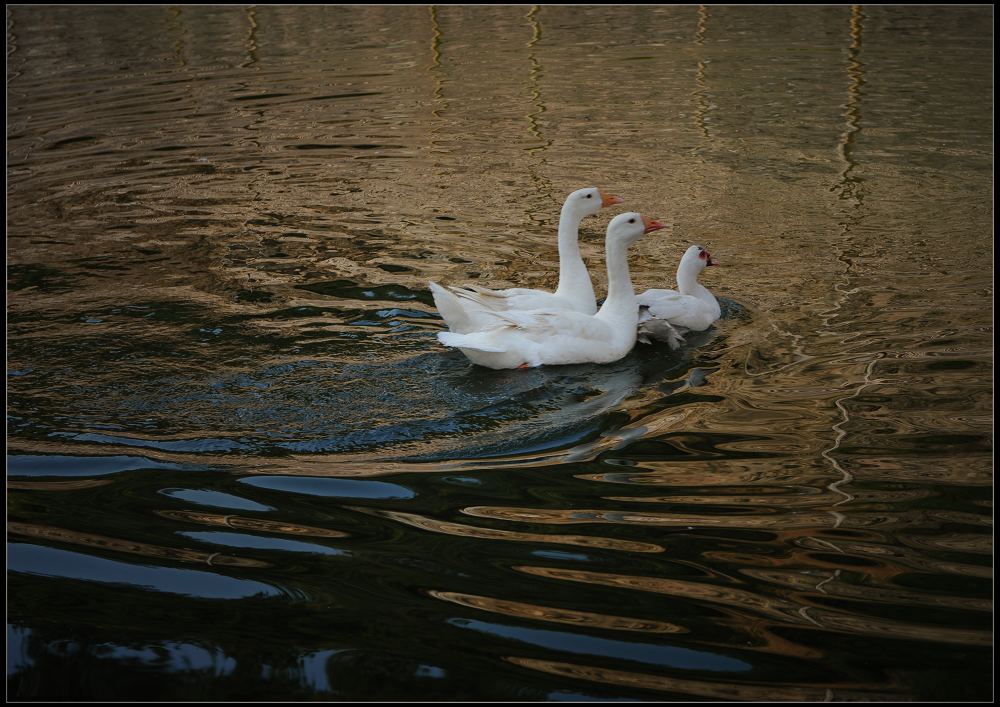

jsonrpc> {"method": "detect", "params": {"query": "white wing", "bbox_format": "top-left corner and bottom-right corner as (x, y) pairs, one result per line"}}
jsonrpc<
(482, 308), (615, 344)
(637, 288), (716, 331)
(451, 284), (586, 314)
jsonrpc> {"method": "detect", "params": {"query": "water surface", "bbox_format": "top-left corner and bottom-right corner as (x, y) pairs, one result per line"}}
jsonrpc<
(7, 5), (993, 701)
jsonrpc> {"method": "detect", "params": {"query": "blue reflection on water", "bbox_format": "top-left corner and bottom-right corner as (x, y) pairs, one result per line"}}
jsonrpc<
(7, 454), (200, 477)
(180, 531), (348, 556)
(7, 625), (32, 675)
(298, 648), (345, 693)
(52, 432), (253, 453)
(449, 618), (751, 672)
(239, 475), (415, 500)
(95, 641), (237, 675)
(160, 488), (275, 512)
(8, 543), (279, 599)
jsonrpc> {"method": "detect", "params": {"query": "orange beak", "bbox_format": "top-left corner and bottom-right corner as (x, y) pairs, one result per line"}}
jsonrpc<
(599, 190), (625, 208)
(641, 215), (666, 233)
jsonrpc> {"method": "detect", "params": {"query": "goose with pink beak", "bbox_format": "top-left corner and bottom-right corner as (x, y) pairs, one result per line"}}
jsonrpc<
(636, 244), (721, 347)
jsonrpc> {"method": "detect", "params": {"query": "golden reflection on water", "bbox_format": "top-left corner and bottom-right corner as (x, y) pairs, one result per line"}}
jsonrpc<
(794, 535), (991, 579)
(428, 590), (686, 634)
(464, 505), (846, 530)
(523, 5), (555, 209)
(578, 457), (834, 487)
(739, 567), (992, 612)
(515, 565), (991, 646)
(834, 3), (865, 205)
(428, 5), (447, 120)
(504, 656), (904, 700)
(599, 489), (936, 508)
(694, 4), (708, 46)
(901, 531), (991, 556)
(351, 506), (663, 554)
(817, 5), (875, 510)
(242, 6), (258, 70)
(156, 510), (349, 538)
(692, 5), (711, 142)
(524, 5), (547, 155)
(7, 479), (113, 491)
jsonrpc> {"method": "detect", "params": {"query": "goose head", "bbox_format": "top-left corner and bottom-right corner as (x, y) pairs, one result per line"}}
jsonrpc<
(607, 211), (666, 247)
(566, 186), (624, 220)
(679, 245), (718, 273)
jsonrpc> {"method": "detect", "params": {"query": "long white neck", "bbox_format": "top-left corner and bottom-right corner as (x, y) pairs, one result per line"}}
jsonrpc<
(677, 262), (720, 314)
(552, 204), (595, 308)
(596, 238), (638, 330)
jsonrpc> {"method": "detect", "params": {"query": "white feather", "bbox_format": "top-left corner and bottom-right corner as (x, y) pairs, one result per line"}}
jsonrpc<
(437, 212), (663, 369)
(635, 245), (721, 343)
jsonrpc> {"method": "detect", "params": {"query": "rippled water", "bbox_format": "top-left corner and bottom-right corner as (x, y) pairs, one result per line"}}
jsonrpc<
(7, 5), (993, 701)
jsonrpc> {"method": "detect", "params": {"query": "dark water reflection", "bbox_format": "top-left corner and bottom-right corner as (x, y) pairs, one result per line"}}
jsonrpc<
(7, 4), (992, 701)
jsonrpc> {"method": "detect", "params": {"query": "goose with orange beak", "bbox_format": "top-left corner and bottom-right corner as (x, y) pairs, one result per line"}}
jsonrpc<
(429, 186), (623, 334)
(438, 212), (665, 369)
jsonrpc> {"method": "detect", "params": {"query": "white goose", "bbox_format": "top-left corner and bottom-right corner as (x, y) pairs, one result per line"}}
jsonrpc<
(636, 245), (720, 347)
(438, 212), (666, 369)
(429, 186), (622, 334)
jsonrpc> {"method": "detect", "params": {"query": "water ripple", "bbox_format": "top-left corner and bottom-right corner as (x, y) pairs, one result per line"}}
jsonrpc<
(7, 3), (992, 701)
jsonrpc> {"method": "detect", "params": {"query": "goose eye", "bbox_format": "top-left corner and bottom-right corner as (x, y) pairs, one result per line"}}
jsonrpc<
(586, 194), (592, 198)
(628, 218), (635, 224)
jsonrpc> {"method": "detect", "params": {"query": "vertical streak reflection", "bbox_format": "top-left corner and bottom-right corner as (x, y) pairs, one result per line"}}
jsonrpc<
(428, 5), (448, 119)
(692, 5), (712, 142)
(231, 6), (265, 272)
(426, 5), (452, 198)
(525, 5), (554, 209)
(525, 5), (548, 155)
(834, 4), (865, 205)
(819, 5), (870, 520)
(167, 5), (188, 69)
(7, 5), (19, 69)
(242, 5), (258, 69)
(695, 3), (708, 46)
(822, 355), (881, 512)
(6, 5), (29, 166)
